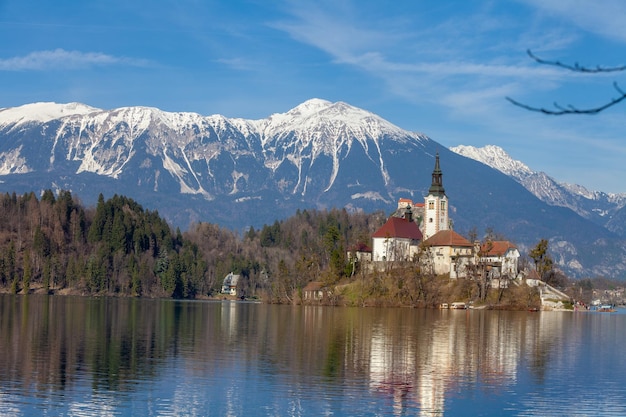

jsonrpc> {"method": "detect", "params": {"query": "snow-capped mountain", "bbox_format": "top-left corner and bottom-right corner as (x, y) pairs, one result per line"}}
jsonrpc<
(1, 100), (625, 279)
(450, 145), (626, 237)
(0, 99), (424, 196)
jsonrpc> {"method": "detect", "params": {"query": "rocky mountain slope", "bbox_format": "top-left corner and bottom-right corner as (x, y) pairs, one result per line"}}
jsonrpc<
(1, 100), (625, 279)
(450, 145), (626, 237)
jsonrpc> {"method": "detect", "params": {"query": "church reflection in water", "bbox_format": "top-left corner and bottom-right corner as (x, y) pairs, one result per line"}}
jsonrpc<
(363, 309), (554, 416)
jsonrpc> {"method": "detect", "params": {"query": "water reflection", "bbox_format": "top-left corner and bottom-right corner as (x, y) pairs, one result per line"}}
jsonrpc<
(1, 295), (625, 416)
(364, 309), (526, 416)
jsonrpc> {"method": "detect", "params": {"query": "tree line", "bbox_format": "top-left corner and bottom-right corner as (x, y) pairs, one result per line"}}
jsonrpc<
(0, 190), (385, 300)
(0, 190), (199, 297)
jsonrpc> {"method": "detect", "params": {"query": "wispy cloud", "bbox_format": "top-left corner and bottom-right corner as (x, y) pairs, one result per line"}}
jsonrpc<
(271, 2), (401, 67)
(271, 2), (579, 111)
(215, 57), (257, 72)
(0, 49), (150, 71)
(517, 0), (626, 44)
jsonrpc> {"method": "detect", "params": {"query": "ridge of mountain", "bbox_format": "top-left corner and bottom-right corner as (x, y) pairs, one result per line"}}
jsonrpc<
(0, 102), (100, 125)
(450, 145), (626, 237)
(0, 100), (625, 279)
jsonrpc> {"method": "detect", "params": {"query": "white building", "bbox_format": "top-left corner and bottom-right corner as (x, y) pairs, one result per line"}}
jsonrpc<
(221, 272), (241, 295)
(372, 208), (423, 262)
(422, 230), (474, 278)
(480, 241), (520, 279)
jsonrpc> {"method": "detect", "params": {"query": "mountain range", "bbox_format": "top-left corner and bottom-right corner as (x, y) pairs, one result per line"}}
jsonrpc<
(0, 99), (625, 279)
(450, 145), (626, 238)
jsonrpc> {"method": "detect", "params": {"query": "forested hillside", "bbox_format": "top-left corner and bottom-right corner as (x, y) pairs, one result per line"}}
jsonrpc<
(0, 190), (385, 300)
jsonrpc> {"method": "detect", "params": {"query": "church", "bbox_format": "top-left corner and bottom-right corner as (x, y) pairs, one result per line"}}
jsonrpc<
(370, 153), (520, 279)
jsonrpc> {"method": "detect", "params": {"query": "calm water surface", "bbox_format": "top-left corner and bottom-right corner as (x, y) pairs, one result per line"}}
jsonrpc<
(1, 295), (625, 416)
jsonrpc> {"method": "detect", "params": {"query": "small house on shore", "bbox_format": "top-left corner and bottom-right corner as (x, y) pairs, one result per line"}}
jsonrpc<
(480, 241), (520, 279)
(221, 272), (241, 296)
(303, 281), (326, 301)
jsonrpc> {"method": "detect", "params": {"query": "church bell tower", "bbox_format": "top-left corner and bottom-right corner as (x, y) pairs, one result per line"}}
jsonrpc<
(423, 152), (449, 239)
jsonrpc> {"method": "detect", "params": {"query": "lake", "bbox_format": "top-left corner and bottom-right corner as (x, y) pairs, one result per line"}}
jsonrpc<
(1, 295), (625, 416)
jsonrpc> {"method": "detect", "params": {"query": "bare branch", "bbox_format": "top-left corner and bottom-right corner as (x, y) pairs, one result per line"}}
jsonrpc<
(506, 82), (626, 115)
(527, 49), (626, 73)
(508, 50), (626, 115)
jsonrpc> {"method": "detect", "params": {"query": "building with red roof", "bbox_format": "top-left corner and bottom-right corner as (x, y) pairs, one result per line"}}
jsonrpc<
(372, 208), (423, 262)
(422, 230), (474, 278)
(347, 242), (373, 263)
(480, 241), (520, 278)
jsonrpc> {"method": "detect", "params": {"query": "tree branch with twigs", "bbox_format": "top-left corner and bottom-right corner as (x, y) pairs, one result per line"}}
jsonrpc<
(507, 49), (626, 115)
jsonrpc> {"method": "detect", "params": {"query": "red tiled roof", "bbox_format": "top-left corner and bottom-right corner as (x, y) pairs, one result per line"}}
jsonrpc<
(481, 241), (517, 256)
(397, 198), (425, 208)
(423, 230), (472, 247)
(372, 217), (423, 240)
(349, 242), (372, 252)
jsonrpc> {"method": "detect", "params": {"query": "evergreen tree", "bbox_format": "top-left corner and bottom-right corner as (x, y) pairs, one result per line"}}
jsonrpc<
(22, 249), (31, 293)
(529, 239), (553, 281)
(88, 194), (107, 243)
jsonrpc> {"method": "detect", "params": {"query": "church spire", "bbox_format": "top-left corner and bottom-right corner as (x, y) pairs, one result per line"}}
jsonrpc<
(428, 152), (445, 196)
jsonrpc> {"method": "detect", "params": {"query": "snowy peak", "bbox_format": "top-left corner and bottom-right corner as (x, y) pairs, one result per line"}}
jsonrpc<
(0, 102), (100, 126)
(450, 145), (532, 179)
(450, 144), (626, 234)
(260, 98), (412, 141)
(95, 106), (211, 136)
(285, 98), (333, 117)
(451, 144), (569, 205)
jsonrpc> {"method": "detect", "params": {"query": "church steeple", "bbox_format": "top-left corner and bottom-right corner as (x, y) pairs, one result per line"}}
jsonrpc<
(423, 152), (449, 240)
(428, 152), (445, 196)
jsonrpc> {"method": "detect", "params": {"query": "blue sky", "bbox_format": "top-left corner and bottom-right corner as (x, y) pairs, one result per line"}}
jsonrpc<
(1, 0), (625, 193)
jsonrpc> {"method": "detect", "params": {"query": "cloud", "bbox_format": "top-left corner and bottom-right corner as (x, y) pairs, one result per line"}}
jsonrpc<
(271, 2), (402, 66)
(215, 57), (257, 72)
(517, 0), (626, 44)
(0, 49), (150, 71)
(274, 4), (556, 77)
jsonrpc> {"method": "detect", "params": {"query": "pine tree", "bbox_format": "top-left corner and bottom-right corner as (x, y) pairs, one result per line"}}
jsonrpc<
(529, 239), (553, 281)
(23, 250), (31, 293)
(88, 193), (107, 243)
